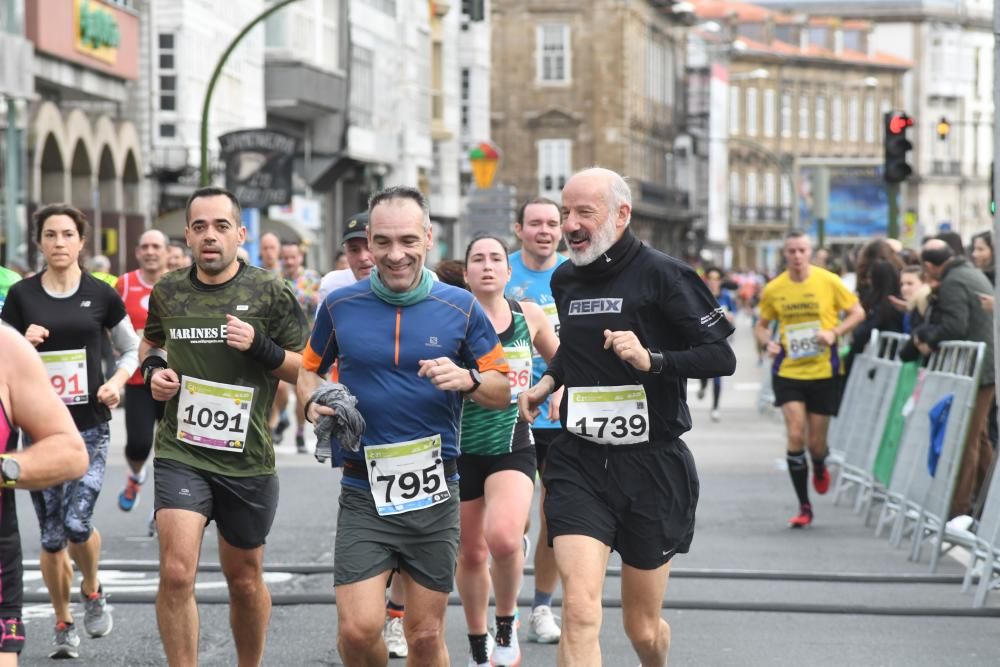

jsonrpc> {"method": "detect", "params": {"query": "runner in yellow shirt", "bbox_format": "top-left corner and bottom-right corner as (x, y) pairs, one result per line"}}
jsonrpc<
(755, 231), (865, 528)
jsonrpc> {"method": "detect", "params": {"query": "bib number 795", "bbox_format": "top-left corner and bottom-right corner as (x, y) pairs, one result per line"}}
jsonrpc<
(376, 464), (442, 504)
(572, 414), (647, 440)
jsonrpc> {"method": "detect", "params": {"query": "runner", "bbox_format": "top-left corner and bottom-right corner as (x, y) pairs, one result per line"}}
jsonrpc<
(166, 241), (192, 272)
(141, 186), (308, 666)
(258, 231), (282, 273)
(273, 240), (322, 453)
(0, 265), (21, 311)
(697, 267), (737, 422)
(1, 204), (140, 659)
(0, 325), (89, 664)
(457, 235), (559, 667)
(754, 230), (865, 528)
(518, 168), (735, 667)
(504, 197), (565, 644)
(297, 186), (510, 666)
(115, 230), (170, 513)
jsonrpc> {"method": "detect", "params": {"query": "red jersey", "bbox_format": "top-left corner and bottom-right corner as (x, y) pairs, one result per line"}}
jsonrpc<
(116, 270), (155, 385)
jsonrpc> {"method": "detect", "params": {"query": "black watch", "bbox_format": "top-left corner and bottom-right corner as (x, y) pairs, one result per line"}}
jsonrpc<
(0, 456), (20, 489)
(466, 368), (483, 394)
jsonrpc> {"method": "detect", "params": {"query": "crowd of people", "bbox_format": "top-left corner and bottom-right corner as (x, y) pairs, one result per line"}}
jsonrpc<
(0, 167), (738, 666)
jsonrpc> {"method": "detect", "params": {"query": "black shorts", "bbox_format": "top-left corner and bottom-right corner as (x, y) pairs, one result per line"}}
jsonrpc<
(531, 428), (560, 473)
(458, 447), (537, 501)
(542, 434), (699, 570)
(772, 376), (841, 416)
(153, 458), (279, 549)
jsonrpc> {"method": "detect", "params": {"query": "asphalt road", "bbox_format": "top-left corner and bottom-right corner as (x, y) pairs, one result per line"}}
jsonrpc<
(12, 313), (1000, 665)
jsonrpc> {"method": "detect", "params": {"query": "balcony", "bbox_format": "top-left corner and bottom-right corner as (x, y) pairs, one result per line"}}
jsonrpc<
(638, 180), (690, 211)
(730, 204), (792, 224)
(930, 160), (961, 177)
(265, 59), (347, 122)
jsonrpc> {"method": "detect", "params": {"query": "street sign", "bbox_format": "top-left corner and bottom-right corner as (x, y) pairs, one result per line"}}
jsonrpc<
(219, 129), (295, 208)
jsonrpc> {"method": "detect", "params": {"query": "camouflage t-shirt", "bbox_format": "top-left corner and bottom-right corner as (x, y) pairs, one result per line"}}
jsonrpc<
(145, 261), (308, 476)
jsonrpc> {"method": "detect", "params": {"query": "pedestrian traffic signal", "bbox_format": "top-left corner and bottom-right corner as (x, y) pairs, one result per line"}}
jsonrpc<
(884, 111), (913, 184)
(936, 117), (950, 140)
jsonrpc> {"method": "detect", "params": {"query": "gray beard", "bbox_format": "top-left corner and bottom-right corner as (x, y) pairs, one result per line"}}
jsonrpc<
(567, 217), (617, 266)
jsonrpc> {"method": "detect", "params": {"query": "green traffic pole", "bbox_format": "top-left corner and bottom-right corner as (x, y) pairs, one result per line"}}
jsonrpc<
(886, 182), (900, 239)
(199, 0), (301, 186)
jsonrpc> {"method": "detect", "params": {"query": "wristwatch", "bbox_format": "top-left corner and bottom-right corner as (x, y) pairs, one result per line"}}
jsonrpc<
(466, 368), (483, 394)
(0, 455), (20, 489)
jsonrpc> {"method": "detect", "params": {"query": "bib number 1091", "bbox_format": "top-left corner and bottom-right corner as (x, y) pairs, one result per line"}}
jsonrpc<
(182, 405), (245, 433)
(572, 414), (647, 440)
(376, 464), (442, 504)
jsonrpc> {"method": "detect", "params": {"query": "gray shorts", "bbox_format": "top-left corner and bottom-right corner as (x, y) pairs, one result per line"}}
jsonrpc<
(334, 481), (460, 593)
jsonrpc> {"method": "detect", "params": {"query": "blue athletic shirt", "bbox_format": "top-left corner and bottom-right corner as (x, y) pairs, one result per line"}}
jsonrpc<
(303, 278), (509, 490)
(505, 250), (566, 430)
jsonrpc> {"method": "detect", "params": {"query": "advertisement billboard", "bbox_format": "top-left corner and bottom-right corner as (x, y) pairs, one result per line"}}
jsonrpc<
(798, 165), (888, 239)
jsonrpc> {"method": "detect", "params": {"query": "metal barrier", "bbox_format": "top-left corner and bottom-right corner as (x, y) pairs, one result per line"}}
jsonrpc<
(873, 342), (984, 559)
(830, 332), (909, 513)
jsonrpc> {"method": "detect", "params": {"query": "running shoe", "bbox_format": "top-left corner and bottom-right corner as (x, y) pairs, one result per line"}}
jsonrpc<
(526, 605), (561, 643)
(383, 614), (408, 658)
(788, 505), (813, 529)
(466, 632), (494, 667)
(697, 385), (706, 400)
(272, 413), (290, 445)
(81, 585), (113, 637)
(296, 433), (307, 454)
(50, 621), (80, 659)
(493, 622), (521, 667)
(117, 471), (144, 512)
(710, 409), (720, 423)
(813, 467), (831, 495)
(522, 533), (531, 559)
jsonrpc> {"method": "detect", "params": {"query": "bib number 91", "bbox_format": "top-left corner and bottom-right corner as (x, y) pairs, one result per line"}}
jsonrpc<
(572, 414), (647, 440)
(376, 464), (442, 504)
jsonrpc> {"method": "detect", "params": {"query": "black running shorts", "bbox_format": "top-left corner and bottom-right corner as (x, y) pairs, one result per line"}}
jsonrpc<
(542, 434), (699, 570)
(772, 376), (841, 416)
(458, 447), (537, 501)
(530, 428), (560, 474)
(153, 458), (279, 549)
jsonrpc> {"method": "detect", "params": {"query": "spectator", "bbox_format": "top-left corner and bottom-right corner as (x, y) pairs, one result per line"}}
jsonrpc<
(851, 259), (904, 359)
(971, 231), (994, 285)
(913, 239), (995, 518)
(937, 230), (966, 257)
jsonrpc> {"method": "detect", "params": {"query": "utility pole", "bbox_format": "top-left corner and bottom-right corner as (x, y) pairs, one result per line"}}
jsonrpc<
(992, 0), (1000, 432)
(3, 0), (22, 265)
(198, 0), (300, 186)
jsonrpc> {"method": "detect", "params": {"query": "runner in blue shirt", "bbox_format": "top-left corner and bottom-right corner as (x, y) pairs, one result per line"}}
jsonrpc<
(504, 197), (565, 643)
(697, 267), (737, 422)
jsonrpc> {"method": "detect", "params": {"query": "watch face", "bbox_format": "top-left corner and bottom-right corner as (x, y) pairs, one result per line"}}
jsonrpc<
(1, 457), (18, 481)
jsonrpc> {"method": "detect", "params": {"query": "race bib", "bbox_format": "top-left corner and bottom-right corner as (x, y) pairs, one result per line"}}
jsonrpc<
(786, 321), (822, 360)
(542, 303), (560, 336)
(40, 349), (89, 405)
(365, 435), (451, 516)
(567, 385), (650, 445)
(506, 347), (533, 400)
(176, 376), (254, 453)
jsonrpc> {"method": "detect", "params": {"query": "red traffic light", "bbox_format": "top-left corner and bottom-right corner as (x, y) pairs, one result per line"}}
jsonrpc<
(888, 113), (914, 135)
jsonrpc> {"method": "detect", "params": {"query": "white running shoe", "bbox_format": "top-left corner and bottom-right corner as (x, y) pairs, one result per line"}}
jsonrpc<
(711, 409), (720, 422)
(383, 615), (408, 658)
(526, 604), (561, 644)
(466, 632), (494, 667)
(492, 624), (521, 667)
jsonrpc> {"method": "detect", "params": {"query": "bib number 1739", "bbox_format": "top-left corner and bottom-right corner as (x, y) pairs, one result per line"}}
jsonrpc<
(566, 385), (651, 446)
(572, 414), (647, 440)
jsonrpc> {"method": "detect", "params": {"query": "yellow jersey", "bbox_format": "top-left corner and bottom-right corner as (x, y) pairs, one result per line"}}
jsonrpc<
(759, 267), (858, 380)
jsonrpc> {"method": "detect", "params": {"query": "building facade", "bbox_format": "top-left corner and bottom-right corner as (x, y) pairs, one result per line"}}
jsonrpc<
(491, 0), (694, 254)
(690, 1), (909, 270)
(751, 0), (994, 242)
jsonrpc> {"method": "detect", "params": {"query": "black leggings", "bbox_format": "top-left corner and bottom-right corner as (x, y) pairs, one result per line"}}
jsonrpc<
(124, 384), (157, 464)
(699, 377), (722, 409)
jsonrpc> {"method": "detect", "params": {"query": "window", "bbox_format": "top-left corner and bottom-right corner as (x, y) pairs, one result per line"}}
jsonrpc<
(158, 33), (177, 115)
(780, 92), (791, 138)
(729, 171), (741, 203)
(831, 93), (843, 140)
(350, 45), (374, 128)
(537, 24), (571, 84)
(764, 172), (777, 207)
(729, 85), (740, 135)
(763, 89), (776, 137)
(780, 174), (792, 207)
(808, 27), (828, 49)
(360, 0), (395, 15)
(646, 32), (674, 106)
(460, 67), (471, 133)
(864, 94), (876, 143)
(159, 123), (176, 138)
(815, 94), (826, 139)
(538, 140), (572, 201)
(746, 88), (758, 137)
(798, 93), (809, 139)
(462, 0), (484, 21)
(746, 171), (758, 219)
(321, 0), (340, 69)
(842, 30), (863, 51)
(158, 33), (174, 69)
(848, 94), (859, 141)
(774, 25), (796, 44)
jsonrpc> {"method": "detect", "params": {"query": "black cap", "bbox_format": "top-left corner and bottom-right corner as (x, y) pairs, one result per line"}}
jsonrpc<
(343, 212), (369, 243)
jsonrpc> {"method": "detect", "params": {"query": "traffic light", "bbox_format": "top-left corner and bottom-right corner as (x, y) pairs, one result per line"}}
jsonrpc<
(991, 162), (995, 215)
(883, 111), (914, 184)
(936, 116), (950, 141)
